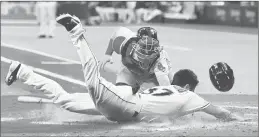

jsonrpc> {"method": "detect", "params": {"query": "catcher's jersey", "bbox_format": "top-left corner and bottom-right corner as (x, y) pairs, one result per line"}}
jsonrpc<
(121, 41), (172, 86)
(105, 27), (172, 86)
(105, 27), (136, 55)
(137, 85), (210, 121)
(105, 27), (145, 75)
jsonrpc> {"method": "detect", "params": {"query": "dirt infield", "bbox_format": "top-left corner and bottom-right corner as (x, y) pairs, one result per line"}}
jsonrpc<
(1, 91), (258, 137)
(1, 100), (258, 136)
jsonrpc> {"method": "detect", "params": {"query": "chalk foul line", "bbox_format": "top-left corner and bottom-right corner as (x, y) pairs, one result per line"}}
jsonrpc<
(1, 42), (80, 64)
(1, 56), (85, 87)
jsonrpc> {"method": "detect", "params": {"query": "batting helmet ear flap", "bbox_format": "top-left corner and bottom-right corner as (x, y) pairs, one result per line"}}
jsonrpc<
(209, 62), (235, 92)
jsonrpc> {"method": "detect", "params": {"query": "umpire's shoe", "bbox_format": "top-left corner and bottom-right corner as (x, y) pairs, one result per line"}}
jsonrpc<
(5, 61), (21, 86)
(56, 14), (81, 32)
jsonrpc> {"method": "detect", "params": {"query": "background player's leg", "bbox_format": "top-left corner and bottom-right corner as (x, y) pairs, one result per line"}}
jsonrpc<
(38, 2), (47, 37)
(35, 2), (40, 25)
(47, 2), (57, 37)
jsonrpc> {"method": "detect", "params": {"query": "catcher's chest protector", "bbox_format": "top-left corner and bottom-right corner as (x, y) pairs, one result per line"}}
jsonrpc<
(121, 38), (156, 77)
(209, 62), (235, 92)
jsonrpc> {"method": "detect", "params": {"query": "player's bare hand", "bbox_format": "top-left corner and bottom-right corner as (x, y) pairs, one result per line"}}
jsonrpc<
(228, 112), (245, 122)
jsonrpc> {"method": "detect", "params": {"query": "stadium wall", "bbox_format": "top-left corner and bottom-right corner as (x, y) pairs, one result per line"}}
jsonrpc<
(200, 5), (258, 27)
(1, 2), (258, 28)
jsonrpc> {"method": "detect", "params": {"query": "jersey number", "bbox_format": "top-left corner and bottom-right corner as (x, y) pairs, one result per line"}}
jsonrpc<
(143, 87), (174, 96)
(142, 86), (188, 96)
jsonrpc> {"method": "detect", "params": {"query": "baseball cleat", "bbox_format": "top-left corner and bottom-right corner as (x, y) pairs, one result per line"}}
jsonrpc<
(48, 35), (54, 39)
(38, 34), (46, 38)
(56, 14), (80, 31)
(5, 61), (21, 86)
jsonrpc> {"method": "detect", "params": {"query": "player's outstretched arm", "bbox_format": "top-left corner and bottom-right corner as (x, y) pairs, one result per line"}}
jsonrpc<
(202, 104), (245, 121)
(178, 91), (245, 122)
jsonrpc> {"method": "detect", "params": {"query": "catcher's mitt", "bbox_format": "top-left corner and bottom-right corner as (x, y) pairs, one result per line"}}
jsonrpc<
(209, 62), (235, 92)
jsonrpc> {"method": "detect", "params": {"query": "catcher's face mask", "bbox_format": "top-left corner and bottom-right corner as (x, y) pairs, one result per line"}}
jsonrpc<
(132, 36), (161, 70)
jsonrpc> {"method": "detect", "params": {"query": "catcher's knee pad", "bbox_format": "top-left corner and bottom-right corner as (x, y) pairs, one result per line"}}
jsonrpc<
(209, 62), (235, 92)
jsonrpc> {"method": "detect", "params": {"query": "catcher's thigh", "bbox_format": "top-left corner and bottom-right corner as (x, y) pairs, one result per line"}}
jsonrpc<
(116, 67), (139, 88)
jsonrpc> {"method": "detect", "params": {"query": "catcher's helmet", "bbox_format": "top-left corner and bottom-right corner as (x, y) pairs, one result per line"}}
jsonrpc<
(137, 27), (158, 40)
(209, 62), (235, 92)
(132, 36), (161, 70)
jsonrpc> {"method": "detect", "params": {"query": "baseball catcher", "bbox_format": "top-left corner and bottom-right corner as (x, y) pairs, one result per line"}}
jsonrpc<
(102, 26), (173, 93)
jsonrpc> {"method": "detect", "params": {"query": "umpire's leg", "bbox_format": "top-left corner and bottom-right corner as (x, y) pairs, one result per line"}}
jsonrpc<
(46, 2), (57, 37)
(38, 2), (48, 37)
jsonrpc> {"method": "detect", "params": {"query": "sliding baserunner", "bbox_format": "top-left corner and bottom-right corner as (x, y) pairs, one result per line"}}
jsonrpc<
(5, 14), (245, 122)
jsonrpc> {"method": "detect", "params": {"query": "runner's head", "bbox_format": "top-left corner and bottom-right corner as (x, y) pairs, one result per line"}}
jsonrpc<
(171, 69), (199, 91)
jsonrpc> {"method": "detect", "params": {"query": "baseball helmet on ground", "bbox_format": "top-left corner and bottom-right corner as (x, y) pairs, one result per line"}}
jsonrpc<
(209, 62), (235, 92)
